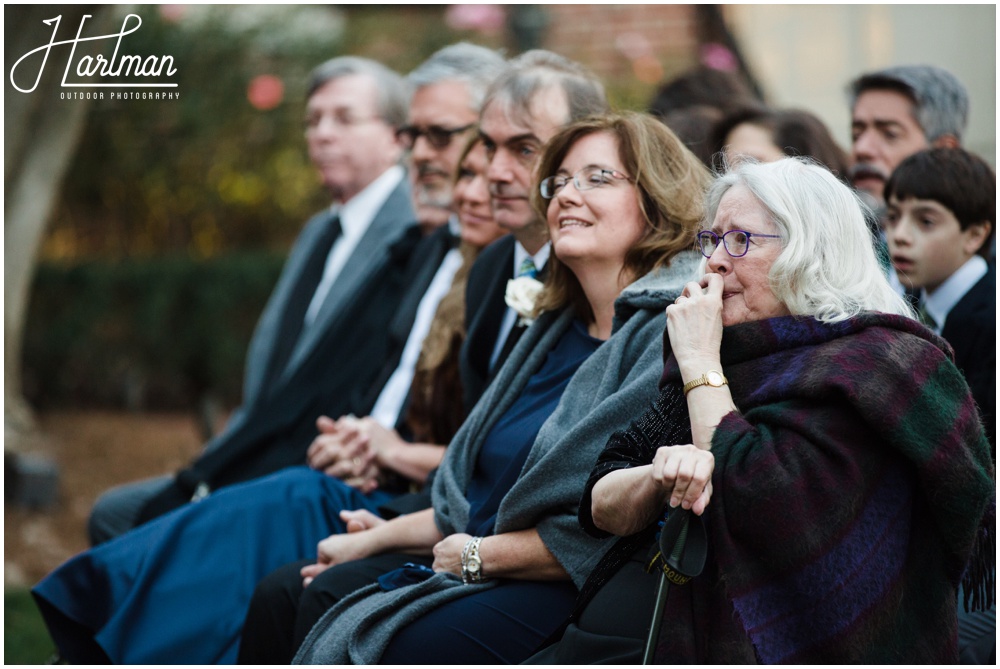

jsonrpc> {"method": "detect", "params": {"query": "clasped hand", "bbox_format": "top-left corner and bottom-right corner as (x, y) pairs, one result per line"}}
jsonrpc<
(305, 415), (382, 492)
(301, 524), (469, 587)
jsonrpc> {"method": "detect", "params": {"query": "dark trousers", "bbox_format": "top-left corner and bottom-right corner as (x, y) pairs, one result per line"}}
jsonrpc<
(237, 553), (429, 664)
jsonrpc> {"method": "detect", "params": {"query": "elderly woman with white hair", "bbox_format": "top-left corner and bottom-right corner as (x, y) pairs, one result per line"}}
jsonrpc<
(531, 157), (994, 664)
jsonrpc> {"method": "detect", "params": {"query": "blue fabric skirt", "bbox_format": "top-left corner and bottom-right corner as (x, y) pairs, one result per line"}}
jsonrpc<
(32, 466), (394, 664)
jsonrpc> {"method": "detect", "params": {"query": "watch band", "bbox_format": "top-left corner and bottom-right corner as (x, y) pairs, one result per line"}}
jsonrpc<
(682, 370), (728, 396)
(461, 536), (486, 584)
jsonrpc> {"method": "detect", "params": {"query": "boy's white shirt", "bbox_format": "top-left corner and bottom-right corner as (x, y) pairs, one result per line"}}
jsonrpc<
(922, 255), (988, 334)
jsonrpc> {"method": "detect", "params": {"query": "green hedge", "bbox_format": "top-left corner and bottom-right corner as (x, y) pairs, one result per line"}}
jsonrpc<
(23, 253), (285, 411)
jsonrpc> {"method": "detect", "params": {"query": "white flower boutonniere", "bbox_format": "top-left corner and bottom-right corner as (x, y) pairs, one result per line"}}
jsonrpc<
(505, 276), (544, 327)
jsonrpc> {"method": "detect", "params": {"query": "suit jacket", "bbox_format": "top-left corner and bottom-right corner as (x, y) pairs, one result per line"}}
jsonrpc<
(238, 177), (414, 415)
(357, 223), (460, 423)
(459, 235), (516, 414)
(138, 177), (422, 523)
(941, 263), (995, 449)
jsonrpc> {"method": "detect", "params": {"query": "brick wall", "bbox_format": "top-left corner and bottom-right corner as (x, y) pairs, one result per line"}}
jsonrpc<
(542, 5), (700, 85)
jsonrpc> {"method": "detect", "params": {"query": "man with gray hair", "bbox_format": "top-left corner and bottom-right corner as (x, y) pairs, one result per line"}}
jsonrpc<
(400, 42), (506, 232)
(87, 55), (418, 543)
(849, 71), (992, 664)
(462, 49), (608, 406)
(848, 64), (968, 209)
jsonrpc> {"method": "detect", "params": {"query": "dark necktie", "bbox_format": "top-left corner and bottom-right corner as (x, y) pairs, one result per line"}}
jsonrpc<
(266, 212), (342, 385)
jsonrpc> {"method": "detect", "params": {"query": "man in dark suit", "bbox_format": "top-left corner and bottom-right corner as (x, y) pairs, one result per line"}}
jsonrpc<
(88, 56), (418, 544)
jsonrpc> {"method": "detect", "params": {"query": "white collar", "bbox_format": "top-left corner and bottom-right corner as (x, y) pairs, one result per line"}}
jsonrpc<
(513, 240), (551, 276)
(336, 164), (405, 240)
(922, 255), (988, 332)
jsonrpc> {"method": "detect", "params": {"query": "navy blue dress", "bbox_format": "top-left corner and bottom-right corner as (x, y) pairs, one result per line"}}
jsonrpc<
(32, 467), (395, 664)
(380, 319), (602, 664)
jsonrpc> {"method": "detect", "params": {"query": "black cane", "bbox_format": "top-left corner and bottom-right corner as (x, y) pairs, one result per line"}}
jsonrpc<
(642, 508), (707, 664)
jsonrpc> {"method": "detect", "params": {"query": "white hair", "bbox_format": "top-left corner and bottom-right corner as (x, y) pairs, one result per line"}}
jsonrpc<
(705, 157), (914, 323)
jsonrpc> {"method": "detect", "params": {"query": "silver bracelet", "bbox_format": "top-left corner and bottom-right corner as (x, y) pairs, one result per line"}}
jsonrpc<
(461, 536), (485, 584)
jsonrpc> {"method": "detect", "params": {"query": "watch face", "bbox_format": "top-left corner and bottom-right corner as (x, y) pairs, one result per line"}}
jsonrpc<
(468, 559), (481, 573)
(706, 371), (724, 386)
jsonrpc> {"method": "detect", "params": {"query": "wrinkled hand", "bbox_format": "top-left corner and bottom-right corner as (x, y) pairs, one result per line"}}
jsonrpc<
(301, 530), (373, 587)
(432, 533), (471, 576)
(652, 444), (714, 515)
(665, 273), (724, 370)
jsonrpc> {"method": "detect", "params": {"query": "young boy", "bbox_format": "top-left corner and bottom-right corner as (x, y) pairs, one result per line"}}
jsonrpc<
(885, 146), (995, 665)
(884, 147), (994, 448)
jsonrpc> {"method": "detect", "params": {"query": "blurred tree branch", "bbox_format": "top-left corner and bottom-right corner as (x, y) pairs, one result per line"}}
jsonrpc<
(4, 5), (117, 449)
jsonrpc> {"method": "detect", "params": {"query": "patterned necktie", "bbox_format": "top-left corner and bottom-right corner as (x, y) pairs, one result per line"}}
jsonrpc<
(518, 257), (538, 279)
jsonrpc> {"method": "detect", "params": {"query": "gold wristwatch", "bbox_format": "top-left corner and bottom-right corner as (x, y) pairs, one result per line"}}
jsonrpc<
(682, 370), (728, 396)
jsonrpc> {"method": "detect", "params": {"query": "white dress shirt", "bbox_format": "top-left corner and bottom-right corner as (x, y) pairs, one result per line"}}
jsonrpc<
(921, 255), (988, 335)
(370, 217), (464, 429)
(304, 165), (405, 325)
(488, 241), (552, 370)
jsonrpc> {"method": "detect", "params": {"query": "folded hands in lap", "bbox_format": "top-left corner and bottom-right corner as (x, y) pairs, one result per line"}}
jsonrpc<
(306, 415), (403, 493)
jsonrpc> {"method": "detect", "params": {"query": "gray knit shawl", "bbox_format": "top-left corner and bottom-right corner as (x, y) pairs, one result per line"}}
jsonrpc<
(294, 251), (701, 665)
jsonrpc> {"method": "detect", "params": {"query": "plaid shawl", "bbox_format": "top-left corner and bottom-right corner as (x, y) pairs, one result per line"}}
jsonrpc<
(642, 313), (994, 663)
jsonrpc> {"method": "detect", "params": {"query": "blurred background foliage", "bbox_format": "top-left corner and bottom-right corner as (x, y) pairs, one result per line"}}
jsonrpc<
(25, 4), (703, 414)
(24, 253), (284, 411)
(45, 5), (350, 259)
